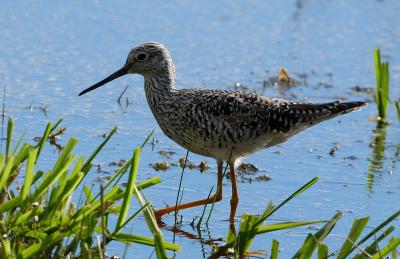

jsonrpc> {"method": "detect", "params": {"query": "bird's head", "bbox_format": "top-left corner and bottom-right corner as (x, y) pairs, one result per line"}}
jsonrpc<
(79, 42), (174, 96)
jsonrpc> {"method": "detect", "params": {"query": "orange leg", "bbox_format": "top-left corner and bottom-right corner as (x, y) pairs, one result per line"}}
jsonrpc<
(154, 161), (224, 219)
(229, 162), (239, 233)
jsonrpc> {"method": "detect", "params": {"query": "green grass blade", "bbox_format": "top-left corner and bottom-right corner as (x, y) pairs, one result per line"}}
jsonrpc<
(91, 158), (132, 201)
(337, 217), (369, 259)
(293, 211), (342, 258)
(50, 137), (78, 174)
(237, 213), (259, 254)
(116, 148), (140, 232)
(197, 186), (214, 228)
(133, 183), (177, 257)
(114, 202), (150, 234)
(0, 237), (12, 258)
(140, 129), (155, 148)
(32, 170), (44, 185)
(35, 122), (52, 162)
(351, 210), (400, 254)
(154, 231), (169, 259)
(112, 232), (180, 251)
(11, 131), (25, 155)
(5, 117), (13, 159)
(0, 196), (22, 212)
(317, 242), (328, 259)
(47, 166), (84, 217)
(257, 220), (326, 234)
(390, 237), (398, 259)
(380, 62), (389, 118)
(362, 226), (395, 256)
(84, 185), (94, 203)
(20, 148), (37, 200)
(33, 138), (78, 199)
(0, 156), (14, 192)
(12, 142), (30, 169)
(371, 237), (400, 259)
(70, 185), (122, 226)
(49, 118), (63, 133)
(270, 239), (279, 259)
(374, 48), (381, 94)
(34, 154), (76, 199)
(12, 207), (42, 227)
(295, 233), (314, 259)
(81, 126), (117, 172)
(255, 177), (319, 227)
(48, 156), (83, 210)
(137, 176), (161, 190)
(20, 231), (62, 259)
(0, 155), (4, 172)
(395, 101), (400, 122)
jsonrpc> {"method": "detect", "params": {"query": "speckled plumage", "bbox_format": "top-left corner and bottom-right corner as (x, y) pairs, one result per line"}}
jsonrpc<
(131, 42), (366, 162)
(80, 42), (367, 162)
(80, 42), (366, 162)
(79, 42), (367, 222)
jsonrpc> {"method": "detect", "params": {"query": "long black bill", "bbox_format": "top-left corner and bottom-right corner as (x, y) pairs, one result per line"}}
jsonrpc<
(79, 66), (129, 96)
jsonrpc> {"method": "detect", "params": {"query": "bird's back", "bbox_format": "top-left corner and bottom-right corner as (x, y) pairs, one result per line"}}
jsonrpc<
(147, 88), (366, 161)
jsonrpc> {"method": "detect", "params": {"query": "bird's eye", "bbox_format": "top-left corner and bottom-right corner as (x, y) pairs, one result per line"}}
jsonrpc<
(137, 53), (148, 61)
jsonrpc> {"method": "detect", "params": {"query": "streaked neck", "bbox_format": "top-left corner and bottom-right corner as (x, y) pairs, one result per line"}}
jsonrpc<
(144, 60), (176, 94)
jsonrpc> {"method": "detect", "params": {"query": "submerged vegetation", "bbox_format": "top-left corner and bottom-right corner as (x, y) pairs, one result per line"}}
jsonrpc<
(0, 118), (179, 258)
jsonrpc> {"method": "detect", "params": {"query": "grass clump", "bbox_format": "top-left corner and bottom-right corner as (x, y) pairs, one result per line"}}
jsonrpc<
(373, 48), (390, 122)
(210, 178), (400, 258)
(0, 118), (180, 258)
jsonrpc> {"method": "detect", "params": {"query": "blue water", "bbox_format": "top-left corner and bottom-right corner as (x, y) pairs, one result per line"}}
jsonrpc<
(1, 0), (399, 258)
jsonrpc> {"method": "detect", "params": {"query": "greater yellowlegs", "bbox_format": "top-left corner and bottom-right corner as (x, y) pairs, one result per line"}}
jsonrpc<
(79, 42), (367, 227)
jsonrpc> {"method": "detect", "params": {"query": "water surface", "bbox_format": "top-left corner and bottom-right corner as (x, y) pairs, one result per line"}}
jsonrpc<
(0, 0), (399, 257)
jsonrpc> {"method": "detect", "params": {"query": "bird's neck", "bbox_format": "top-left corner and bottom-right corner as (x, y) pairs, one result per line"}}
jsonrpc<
(144, 59), (176, 95)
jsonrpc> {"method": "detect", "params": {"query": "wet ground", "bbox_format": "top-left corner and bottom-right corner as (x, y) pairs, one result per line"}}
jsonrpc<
(1, 0), (399, 257)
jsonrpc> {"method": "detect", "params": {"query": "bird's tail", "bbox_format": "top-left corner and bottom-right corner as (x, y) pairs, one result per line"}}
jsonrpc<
(323, 101), (367, 116)
(285, 100), (367, 134)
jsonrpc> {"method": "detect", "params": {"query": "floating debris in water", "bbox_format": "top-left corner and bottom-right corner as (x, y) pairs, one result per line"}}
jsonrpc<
(198, 161), (209, 173)
(317, 81), (333, 89)
(187, 161), (197, 169)
(151, 137), (159, 145)
(34, 126), (66, 152)
(263, 67), (301, 88)
(178, 157), (195, 169)
(369, 115), (390, 123)
(329, 144), (340, 156)
(151, 161), (171, 171)
(278, 68), (290, 82)
(178, 157), (209, 171)
(236, 162), (259, 175)
(93, 176), (111, 183)
(178, 157), (186, 167)
(344, 155), (358, 160)
(24, 103), (49, 117)
(49, 127), (66, 143)
(255, 174), (271, 182)
(351, 85), (374, 95)
(109, 159), (127, 167)
(158, 150), (176, 158)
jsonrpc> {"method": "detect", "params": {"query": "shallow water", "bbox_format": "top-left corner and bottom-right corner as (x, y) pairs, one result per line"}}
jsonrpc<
(1, 0), (399, 257)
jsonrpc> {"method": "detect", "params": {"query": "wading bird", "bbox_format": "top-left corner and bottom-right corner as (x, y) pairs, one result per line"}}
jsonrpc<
(79, 42), (366, 229)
